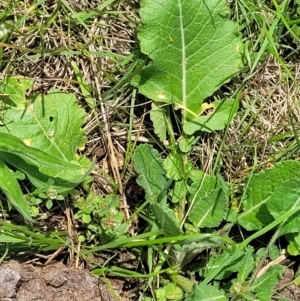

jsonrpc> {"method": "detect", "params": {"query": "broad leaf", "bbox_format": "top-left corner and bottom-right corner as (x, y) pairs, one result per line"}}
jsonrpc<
(238, 161), (300, 231)
(0, 133), (88, 190)
(0, 159), (32, 221)
(0, 78), (86, 160)
(188, 171), (228, 228)
(267, 176), (300, 236)
(134, 0), (242, 133)
(188, 188), (227, 228)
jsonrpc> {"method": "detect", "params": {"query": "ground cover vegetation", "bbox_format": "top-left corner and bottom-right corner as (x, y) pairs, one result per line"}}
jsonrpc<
(0, 0), (300, 300)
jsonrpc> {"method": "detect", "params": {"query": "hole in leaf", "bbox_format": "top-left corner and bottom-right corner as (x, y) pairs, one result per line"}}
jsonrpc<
(49, 116), (54, 122)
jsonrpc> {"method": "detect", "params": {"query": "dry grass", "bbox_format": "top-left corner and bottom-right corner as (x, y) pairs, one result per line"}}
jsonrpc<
(0, 0), (140, 199)
(197, 56), (300, 189)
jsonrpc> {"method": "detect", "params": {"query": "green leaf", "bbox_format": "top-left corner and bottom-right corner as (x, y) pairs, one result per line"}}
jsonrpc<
(0, 79), (86, 161)
(183, 99), (238, 135)
(133, 144), (168, 202)
(267, 176), (300, 236)
(164, 283), (184, 300)
(188, 188), (227, 228)
(178, 135), (197, 153)
(186, 284), (227, 301)
(238, 161), (300, 231)
(0, 133), (88, 188)
(252, 265), (283, 301)
(0, 159), (32, 221)
(150, 102), (168, 142)
(286, 232), (300, 255)
(163, 152), (186, 181)
(188, 171), (228, 228)
(201, 250), (245, 281)
(170, 180), (187, 204)
(151, 203), (181, 236)
(237, 246), (255, 283)
(133, 0), (242, 133)
(0, 77), (32, 105)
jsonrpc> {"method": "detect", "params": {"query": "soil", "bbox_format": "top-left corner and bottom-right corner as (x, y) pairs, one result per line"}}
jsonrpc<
(272, 266), (300, 301)
(0, 260), (127, 301)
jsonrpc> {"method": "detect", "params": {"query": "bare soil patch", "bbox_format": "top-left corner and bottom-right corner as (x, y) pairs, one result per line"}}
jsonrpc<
(0, 260), (127, 301)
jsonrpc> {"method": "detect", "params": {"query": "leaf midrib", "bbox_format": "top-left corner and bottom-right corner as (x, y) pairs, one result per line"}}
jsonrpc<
(178, 0), (186, 122)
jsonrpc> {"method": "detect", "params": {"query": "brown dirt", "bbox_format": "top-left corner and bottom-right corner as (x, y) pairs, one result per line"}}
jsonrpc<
(272, 266), (300, 301)
(0, 260), (127, 301)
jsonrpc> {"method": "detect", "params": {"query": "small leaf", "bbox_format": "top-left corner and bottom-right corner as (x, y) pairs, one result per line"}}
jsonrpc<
(186, 283), (227, 301)
(150, 102), (168, 142)
(151, 203), (181, 236)
(133, 144), (167, 201)
(45, 199), (53, 210)
(237, 246), (255, 283)
(178, 135), (197, 153)
(183, 99), (238, 135)
(286, 232), (300, 255)
(0, 159), (32, 221)
(252, 265), (283, 301)
(170, 180), (187, 204)
(164, 283), (183, 300)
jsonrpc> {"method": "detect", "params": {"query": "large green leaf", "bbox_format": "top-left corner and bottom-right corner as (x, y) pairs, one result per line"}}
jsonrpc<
(267, 176), (300, 236)
(0, 78), (86, 160)
(0, 133), (89, 191)
(0, 159), (32, 221)
(133, 0), (242, 133)
(238, 161), (300, 231)
(0, 77), (92, 191)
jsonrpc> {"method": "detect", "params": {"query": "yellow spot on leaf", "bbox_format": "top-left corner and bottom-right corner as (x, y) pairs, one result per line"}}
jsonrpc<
(23, 138), (32, 146)
(199, 103), (215, 116)
(158, 92), (166, 100)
